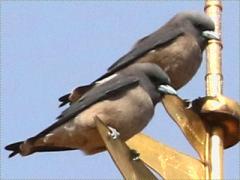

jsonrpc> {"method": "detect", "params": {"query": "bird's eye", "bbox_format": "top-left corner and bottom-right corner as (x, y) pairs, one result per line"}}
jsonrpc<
(195, 23), (202, 29)
(149, 76), (158, 83)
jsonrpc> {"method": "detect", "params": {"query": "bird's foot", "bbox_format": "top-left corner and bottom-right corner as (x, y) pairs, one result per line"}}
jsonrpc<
(186, 101), (193, 109)
(107, 126), (120, 140)
(130, 149), (140, 161)
(183, 99), (193, 109)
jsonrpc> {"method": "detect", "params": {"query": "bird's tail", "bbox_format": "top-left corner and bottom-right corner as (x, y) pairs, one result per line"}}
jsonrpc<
(5, 141), (24, 158)
(5, 140), (78, 158)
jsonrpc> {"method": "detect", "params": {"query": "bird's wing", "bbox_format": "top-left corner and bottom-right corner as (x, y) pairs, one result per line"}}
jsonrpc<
(30, 76), (140, 141)
(58, 25), (184, 105)
(95, 26), (184, 82)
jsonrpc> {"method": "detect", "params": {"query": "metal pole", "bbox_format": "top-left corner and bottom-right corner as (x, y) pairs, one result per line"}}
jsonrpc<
(210, 127), (224, 179)
(204, 0), (224, 179)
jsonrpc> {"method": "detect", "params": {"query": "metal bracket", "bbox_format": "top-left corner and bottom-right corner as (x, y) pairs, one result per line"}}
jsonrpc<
(95, 116), (158, 180)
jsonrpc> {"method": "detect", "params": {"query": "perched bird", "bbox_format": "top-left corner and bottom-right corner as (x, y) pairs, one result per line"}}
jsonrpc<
(5, 63), (177, 158)
(58, 11), (219, 107)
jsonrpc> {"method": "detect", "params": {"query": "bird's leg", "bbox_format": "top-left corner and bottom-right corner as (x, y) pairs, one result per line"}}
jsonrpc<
(107, 126), (120, 140)
(130, 149), (140, 161)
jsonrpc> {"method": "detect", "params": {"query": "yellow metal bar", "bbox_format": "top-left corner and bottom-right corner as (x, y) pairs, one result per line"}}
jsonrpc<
(204, 131), (210, 179)
(161, 95), (207, 161)
(95, 117), (158, 180)
(127, 133), (205, 179)
(210, 127), (224, 179)
(204, 0), (224, 179)
(205, 0), (223, 96)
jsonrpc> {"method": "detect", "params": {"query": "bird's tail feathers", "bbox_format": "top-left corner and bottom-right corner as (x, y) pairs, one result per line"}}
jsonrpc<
(5, 141), (23, 158)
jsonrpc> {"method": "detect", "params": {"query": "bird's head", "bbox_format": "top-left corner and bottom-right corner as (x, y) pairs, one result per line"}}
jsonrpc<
(173, 11), (220, 50)
(136, 63), (177, 95)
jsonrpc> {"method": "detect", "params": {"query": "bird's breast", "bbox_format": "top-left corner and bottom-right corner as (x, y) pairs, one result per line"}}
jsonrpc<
(75, 86), (155, 139)
(139, 35), (202, 89)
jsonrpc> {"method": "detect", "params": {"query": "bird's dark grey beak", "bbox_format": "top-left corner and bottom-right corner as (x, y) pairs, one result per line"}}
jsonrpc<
(158, 85), (177, 95)
(202, 30), (220, 40)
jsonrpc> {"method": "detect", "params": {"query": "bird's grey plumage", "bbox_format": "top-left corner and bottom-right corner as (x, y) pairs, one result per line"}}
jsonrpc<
(58, 11), (218, 107)
(97, 11), (215, 82)
(5, 63), (174, 157)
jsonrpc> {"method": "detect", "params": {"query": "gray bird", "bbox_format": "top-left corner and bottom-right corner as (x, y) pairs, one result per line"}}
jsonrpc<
(5, 63), (176, 157)
(58, 11), (219, 107)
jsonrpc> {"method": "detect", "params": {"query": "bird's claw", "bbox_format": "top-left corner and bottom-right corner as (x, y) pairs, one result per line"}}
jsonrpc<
(184, 99), (193, 109)
(130, 149), (140, 161)
(107, 126), (120, 140)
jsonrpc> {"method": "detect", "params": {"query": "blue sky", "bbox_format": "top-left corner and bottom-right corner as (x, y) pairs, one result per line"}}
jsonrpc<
(1, 1), (239, 179)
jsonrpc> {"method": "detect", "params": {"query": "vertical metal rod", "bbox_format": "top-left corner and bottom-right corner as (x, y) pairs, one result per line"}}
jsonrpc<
(204, 132), (210, 179)
(204, 0), (223, 96)
(204, 0), (224, 179)
(210, 127), (224, 179)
